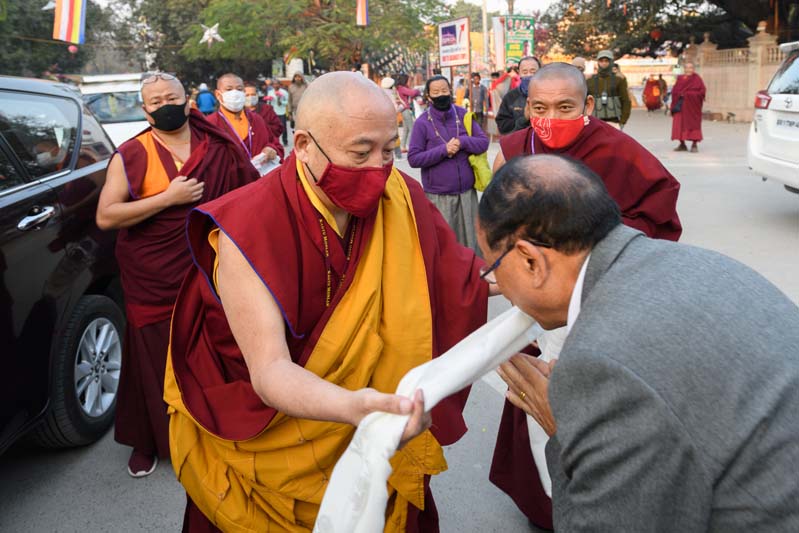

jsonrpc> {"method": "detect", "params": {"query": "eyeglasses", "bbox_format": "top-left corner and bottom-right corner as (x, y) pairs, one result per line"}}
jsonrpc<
(141, 73), (177, 85)
(479, 238), (553, 284)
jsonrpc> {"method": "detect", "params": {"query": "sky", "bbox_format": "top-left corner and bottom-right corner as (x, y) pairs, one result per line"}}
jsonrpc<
(451, 0), (557, 15)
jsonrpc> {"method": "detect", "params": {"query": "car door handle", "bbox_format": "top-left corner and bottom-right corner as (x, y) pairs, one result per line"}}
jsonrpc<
(18, 206), (56, 231)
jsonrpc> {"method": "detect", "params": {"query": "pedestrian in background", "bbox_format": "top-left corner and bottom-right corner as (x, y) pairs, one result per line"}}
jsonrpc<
(408, 75), (489, 251)
(486, 71), (504, 143)
(671, 62), (706, 153)
(395, 73), (420, 154)
(587, 50), (631, 129)
(643, 74), (662, 112)
(244, 83), (283, 143)
(268, 79), (290, 145)
(287, 72), (307, 130)
(571, 56), (587, 76)
(380, 76), (404, 159)
(195, 82), (216, 115)
(496, 56), (541, 134)
(466, 72), (488, 131)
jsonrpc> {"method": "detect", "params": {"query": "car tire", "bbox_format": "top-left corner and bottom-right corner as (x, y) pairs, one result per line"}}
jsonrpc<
(30, 295), (125, 448)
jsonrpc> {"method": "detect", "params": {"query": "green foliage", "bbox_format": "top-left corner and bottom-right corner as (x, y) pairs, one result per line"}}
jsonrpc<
(543, 0), (759, 58)
(448, 0), (499, 32)
(180, 0), (450, 74)
(0, 0), (113, 77)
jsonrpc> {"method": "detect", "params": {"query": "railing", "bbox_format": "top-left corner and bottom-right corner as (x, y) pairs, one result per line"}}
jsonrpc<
(765, 46), (785, 64)
(703, 48), (750, 65)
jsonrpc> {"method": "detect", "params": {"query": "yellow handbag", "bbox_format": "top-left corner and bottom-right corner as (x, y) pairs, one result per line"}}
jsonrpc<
(463, 112), (493, 192)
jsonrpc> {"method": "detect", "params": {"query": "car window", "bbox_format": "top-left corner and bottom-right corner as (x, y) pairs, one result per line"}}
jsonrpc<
(768, 50), (799, 95)
(0, 91), (78, 179)
(83, 92), (146, 124)
(76, 106), (114, 168)
(0, 148), (24, 192)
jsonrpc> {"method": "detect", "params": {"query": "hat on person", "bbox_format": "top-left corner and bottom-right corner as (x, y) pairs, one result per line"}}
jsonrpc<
(198, 83), (208, 91)
(380, 77), (395, 89)
(597, 50), (614, 61)
(571, 57), (587, 70)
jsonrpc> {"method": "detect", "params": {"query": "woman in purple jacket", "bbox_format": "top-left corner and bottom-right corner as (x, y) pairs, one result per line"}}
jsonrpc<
(408, 76), (489, 252)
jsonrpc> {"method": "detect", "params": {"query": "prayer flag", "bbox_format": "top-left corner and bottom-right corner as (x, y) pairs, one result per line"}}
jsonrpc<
(52, 0), (86, 45)
(356, 0), (368, 26)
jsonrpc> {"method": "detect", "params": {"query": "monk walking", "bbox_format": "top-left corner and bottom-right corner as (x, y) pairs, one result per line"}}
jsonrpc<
(165, 72), (492, 532)
(643, 74), (663, 112)
(206, 73), (283, 162)
(95, 73), (259, 477)
(490, 63), (682, 531)
(671, 62), (706, 152)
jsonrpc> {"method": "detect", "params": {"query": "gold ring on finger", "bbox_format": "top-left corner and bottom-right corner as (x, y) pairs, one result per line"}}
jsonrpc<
(519, 391), (526, 400)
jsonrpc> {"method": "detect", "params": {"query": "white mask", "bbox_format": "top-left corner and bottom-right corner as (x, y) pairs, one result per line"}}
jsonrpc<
(221, 89), (246, 112)
(244, 95), (259, 107)
(36, 148), (63, 167)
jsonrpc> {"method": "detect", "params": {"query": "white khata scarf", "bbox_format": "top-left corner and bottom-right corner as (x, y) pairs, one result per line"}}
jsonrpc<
(314, 306), (542, 533)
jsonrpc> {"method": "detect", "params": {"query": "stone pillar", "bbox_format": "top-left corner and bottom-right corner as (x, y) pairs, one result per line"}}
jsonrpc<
(683, 36), (699, 67)
(747, 21), (778, 96)
(696, 32), (717, 71)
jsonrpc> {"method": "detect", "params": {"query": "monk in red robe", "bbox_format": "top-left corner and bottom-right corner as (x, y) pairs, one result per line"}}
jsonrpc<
(671, 62), (706, 153)
(165, 72), (492, 532)
(643, 74), (663, 111)
(244, 82), (284, 141)
(205, 73), (284, 162)
(490, 63), (682, 530)
(95, 73), (259, 478)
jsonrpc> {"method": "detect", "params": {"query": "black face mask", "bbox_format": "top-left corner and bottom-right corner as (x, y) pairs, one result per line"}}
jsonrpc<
(430, 95), (452, 111)
(147, 103), (189, 132)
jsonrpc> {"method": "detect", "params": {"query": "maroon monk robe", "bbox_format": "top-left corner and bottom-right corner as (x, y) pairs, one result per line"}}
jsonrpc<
(113, 109), (259, 460)
(172, 152), (488, 532)
(671, 73), (706, 142)
(205, 108), (284, 161)
(492, 117), (682, 530)
(256, 101), (285, 140)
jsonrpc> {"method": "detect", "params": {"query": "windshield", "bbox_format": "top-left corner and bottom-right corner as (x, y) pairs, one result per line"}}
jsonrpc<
(768, 50), (799, 95)
(82, 91), (146, 124)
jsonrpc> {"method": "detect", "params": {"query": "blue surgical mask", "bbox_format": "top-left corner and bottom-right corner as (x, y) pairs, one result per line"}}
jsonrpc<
(519, 76), (533, 97)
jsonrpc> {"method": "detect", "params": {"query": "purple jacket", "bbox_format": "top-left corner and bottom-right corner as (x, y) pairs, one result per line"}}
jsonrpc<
(408, 105), (489, 195)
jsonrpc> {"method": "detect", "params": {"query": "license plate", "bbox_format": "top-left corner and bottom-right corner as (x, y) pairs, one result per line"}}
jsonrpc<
(775, 117), (799, 130)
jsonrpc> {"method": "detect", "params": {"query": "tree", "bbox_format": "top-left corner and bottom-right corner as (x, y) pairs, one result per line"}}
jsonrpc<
(0, 1), (116, 77)
(181, 0), (450, 74)
(543, 0), (761, 58)
(448, 0), (499, 32)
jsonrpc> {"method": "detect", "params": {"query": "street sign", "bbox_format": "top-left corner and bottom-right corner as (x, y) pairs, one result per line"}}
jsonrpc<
(438, 17), (471, 68)
(505, 15), (534, 65)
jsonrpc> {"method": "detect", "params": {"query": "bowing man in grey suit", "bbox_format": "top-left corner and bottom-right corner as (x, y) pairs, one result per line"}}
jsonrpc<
(477, 154), (799, 532)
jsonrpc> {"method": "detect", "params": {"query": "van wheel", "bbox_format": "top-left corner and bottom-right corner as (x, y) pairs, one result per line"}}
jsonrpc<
(30, 295), (125, 448)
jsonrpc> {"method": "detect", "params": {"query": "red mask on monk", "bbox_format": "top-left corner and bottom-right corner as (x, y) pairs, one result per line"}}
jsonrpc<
(530, 115), (590, 150)
(306, 132), (392, 218)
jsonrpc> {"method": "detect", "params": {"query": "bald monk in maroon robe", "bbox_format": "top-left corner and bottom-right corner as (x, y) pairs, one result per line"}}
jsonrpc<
(96, 73), (259, 478)
(244, 82), (284, 141)
(206, 73), (284, 162)
(671, 62), (706, 153)
(491, 63), (682, 530)
(166, 72), (492, 532)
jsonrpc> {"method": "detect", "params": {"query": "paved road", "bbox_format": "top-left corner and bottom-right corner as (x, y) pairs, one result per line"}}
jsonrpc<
(1, 110), (796, 532)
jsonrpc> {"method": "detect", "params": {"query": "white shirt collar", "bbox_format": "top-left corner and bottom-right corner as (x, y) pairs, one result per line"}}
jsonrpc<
(566, 254), (591, 335)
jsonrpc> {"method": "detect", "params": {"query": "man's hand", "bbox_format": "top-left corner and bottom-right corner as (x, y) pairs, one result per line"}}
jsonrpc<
(348, 388), (431, 447)
(164, 175), (204, 206)
(261, 146), (278, 161)
(446, 138), (460, 157)
(497, 354), (558, 436)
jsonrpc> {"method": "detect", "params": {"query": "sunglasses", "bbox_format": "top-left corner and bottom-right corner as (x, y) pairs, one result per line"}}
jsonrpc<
(141, 73), (177, 85)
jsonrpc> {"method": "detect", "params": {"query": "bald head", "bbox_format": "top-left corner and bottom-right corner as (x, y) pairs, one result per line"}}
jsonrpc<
(141, 75), (184, 101)
(295, 71), (395, 132)
(531, 63), (588, 101)
(478, 154), (620, 253)
(217, 73), (243, 90)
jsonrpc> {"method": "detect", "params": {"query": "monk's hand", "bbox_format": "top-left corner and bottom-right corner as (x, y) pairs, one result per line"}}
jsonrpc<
(165, 175), (204, 206)
(399, 389), (431, 449)
(261, 146), (277, 161)
(497, 354), (558, 437)
(348, 388), (431, 446)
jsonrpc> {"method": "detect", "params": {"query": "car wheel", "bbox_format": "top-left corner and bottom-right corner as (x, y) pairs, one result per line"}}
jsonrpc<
(31, 295), (125, 448)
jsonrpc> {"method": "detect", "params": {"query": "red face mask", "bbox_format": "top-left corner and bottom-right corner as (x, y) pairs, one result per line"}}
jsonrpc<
(530, 115), (589, 150)
(306, 133), (392, 218)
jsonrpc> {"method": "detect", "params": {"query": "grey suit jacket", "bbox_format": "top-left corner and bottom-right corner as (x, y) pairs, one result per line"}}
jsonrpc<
(545, 224), (799, 532)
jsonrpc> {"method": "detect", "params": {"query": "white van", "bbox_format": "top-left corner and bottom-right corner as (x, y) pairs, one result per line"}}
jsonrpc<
(747, 41), (799, 194)
(76, 74), (149, 147)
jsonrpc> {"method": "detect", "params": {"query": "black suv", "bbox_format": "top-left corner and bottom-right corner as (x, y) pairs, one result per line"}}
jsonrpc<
(0, 76), (123, 454)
